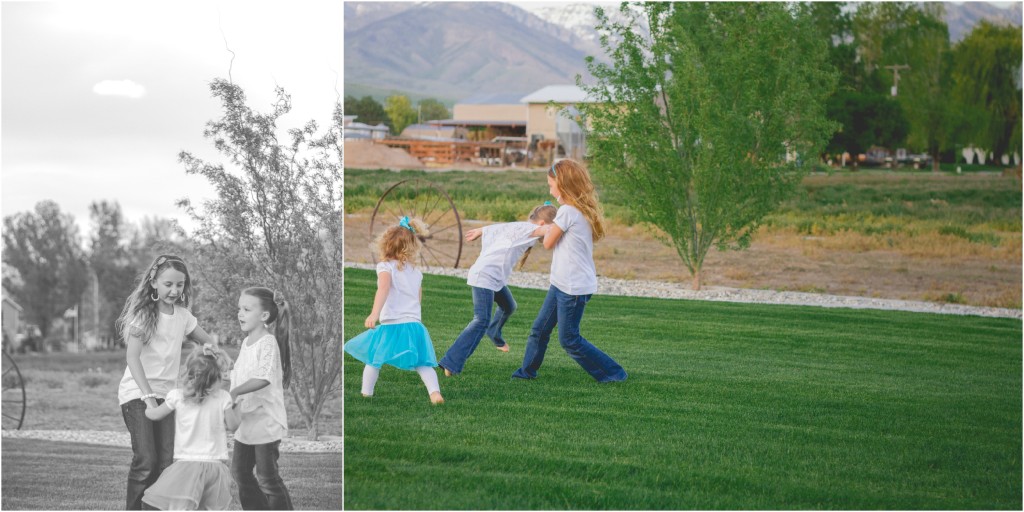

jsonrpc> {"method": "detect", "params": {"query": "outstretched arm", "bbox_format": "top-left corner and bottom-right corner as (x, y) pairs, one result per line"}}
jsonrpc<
(186, 325), (214, 345)
(543, 224), (564, 250)
(230, 378), (270, 402)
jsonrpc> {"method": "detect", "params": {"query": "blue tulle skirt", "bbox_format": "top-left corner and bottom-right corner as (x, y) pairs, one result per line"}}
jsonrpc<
(344, 321), (438, 370)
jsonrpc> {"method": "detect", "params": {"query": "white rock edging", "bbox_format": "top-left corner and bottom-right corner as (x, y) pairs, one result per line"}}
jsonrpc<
(345, 261), (1021, 319)
(2, 429), (342, 453)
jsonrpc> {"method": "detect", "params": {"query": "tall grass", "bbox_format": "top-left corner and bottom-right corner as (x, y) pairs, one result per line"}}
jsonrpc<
(343, 269), (1022, 510)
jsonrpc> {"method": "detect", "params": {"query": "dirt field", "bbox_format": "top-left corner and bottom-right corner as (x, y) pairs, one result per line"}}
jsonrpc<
(345, 211), (1021, 309)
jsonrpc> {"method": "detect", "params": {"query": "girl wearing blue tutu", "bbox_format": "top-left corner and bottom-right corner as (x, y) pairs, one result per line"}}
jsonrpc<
(345, 216), (445, 404)
(512, 159), (627, 383)
(438, 202), (557, 376)
(141, 344), (239, 510)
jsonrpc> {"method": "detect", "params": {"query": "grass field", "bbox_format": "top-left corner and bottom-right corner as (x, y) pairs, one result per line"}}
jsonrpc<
(343, 268), (1021, 509)
(4, 349), (340, 436)
(0, 438), (341, 510)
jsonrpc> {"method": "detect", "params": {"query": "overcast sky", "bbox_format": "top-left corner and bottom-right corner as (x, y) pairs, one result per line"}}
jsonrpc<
(2, 0), (342, 239)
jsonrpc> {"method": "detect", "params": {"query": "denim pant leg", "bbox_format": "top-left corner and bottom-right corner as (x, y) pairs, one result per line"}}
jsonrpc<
(439, 286), (494, 374)
(556, 290), (628, 383)
(485, 286), (517, 347)
(254, 441), (293, 510)
(512, 286), (558, 379)
(122, 398), (174, 510)
(233, 441), (270, 510)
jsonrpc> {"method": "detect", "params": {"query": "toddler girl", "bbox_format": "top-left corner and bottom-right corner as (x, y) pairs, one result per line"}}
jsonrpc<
(141, 345), (239, 510)
(439, 203), (557, 376)
(117, 254), (215, 510)
(344, 216), (444, 404)
(230, 286), (294, 510)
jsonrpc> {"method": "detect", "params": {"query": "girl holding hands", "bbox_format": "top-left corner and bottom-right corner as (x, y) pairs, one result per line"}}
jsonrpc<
(512, 159), (627, 383)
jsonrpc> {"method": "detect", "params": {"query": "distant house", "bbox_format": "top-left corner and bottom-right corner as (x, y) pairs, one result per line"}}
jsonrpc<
(344, 115), (389, 140)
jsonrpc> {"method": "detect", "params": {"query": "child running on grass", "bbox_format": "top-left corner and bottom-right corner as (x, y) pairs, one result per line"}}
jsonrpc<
(344, 216), (445, 404)
(512, 159), (628, 383)
(116, 254), (216, 510)
(438, 202), (557, 376)
(230, 286), (294, 510)
(141, 345), (239, 511)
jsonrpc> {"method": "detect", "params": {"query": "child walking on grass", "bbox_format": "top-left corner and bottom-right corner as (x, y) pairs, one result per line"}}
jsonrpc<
(141, 345), (239, 511)
(117, 254), (216, 510)
(230, 286), (294, 510)
(512, 159), (627, 383)
(438, 203), (557, 376)
(344, 216), (444, 404)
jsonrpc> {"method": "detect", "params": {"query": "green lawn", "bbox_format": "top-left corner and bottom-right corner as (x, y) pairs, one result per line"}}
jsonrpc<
(0, 438), (341, 510)
(343, 268), (1021, 510)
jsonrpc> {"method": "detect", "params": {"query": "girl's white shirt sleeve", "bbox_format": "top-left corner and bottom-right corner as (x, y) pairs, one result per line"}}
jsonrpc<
(230, 335), (288, 444)
(467, 222), (539, 291)
(117, 306), (198, 404)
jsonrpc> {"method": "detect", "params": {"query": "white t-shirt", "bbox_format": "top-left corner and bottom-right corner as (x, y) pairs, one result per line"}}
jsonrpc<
(467, 222), (539, 291)
(550, 205), (598, 295)
(118, 306), (198, 405)
(230, 334), (288, 445)
(377, 260), (422, 324)
(163, 388), (233, 461)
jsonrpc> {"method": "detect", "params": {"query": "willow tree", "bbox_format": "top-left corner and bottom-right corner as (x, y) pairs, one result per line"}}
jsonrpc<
(579, 2), (836, 289)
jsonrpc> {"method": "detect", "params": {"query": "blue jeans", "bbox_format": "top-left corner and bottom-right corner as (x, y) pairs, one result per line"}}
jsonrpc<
(232, 440), (293, 510)
(121, 398), (175, 510)
(512, 285), (627, 382)
(439, 286), (517, 374)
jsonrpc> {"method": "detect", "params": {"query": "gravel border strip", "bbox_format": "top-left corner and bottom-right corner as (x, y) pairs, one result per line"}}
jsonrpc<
(345, 261), (1021, 319)
(2, 430), (342, 453)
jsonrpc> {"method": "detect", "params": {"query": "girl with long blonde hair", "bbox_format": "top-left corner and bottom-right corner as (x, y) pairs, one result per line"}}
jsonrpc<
(512, 159), (627, 382)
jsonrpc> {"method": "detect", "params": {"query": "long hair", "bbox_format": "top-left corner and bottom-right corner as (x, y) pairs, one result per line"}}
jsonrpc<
(550, 159), (606, 241)
(116, 255), (193, 345)
(374, 217), (428, 270)
(242, 286), (292, 388)
(517, 203), (559, 270)
(181, 346), (229, 404)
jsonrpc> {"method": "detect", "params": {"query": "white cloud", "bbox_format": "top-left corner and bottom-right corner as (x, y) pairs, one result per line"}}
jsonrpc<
(92, 79), (146, 98)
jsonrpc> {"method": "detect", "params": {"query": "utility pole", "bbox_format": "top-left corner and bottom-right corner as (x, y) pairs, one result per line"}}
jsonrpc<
(884, 64), (910, 96)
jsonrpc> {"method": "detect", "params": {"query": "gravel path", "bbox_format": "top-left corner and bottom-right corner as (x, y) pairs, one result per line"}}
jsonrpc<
(346, 262), (1021, 319)
(2, 430), (342, 453)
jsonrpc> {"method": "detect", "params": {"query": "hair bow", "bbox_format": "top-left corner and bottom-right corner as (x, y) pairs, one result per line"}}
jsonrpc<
(399, 216), (415, 233)
(272, 289), (286, 306)
(544, 201), (553, 206)
(550, 161), (558, 177)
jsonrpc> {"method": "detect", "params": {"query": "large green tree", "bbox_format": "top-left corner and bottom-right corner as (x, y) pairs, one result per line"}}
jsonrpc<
(951, 21), (1022, 163)
(179, 79), (342, 440)
(417, 98), (451, 123)
(343, 94), (390, 127)
(2, 201), (89, 339)
(855, 2), (953, 170)
(88, 201), (134, 345)
(579, 2), (836, 289)
(384, 94), (417, 135)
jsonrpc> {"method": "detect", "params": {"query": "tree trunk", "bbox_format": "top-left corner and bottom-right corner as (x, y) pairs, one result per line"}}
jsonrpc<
(307, 422), (319, 441)
(692, 271), (701, 291)
(932, 151), (941, 172)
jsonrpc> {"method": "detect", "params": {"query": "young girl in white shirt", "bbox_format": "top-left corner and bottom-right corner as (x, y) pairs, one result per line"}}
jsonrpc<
(344, 216), (445, 404)
(141, 345), (239, 511)
(230, 286), (294, 510)
(512, 159), (627, 382)
(116, 254), (216, 510)
(438, 203), (557, 376)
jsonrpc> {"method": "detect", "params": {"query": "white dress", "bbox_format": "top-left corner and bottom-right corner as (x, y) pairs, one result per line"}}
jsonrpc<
(230, 334), (288, 445)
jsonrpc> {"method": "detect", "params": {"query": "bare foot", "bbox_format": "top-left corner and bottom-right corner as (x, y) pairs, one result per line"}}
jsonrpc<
(361, 393), (372, 398)
(443, 367), (453, 377)
(496, 344), (510, 353)
(429, 391), (445, 405)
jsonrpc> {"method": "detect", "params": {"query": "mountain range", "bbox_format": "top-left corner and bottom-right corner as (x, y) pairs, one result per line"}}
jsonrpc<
(345, 1), (1022, 104)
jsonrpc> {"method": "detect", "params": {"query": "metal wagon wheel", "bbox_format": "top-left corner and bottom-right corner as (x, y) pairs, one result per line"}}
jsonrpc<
(2, 352), (26, 430)
(370, 179), (464, 268)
